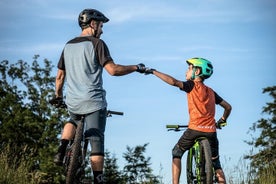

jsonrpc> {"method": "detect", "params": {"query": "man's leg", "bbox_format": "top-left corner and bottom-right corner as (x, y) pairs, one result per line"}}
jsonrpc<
(172, 158), (182, 184)
(54, 122), (76, 165)
(85, 109), (107, 184)
(61, 122), (76, 140)
(91, 155), (104, 184)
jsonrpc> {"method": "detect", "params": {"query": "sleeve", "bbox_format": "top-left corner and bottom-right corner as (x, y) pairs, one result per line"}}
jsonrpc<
(57, 50), (65, 70)
(181, 80), (195, 93)
(95, 39), (113, 66)
(214, 91), (223, 104)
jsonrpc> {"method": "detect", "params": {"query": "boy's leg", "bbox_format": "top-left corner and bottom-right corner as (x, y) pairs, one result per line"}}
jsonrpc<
(172, 129), (197, 184)
(172, 157), (182, 184)
(209, 134), (226, 184)
(215, 168), (226, 184)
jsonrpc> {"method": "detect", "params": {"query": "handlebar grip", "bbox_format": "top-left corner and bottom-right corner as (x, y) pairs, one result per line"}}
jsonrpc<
(166, 125), (179, 129)
(107, 110), (124, 116)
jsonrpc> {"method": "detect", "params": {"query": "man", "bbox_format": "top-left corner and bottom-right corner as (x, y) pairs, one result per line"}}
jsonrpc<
(52, 9), (146, 184)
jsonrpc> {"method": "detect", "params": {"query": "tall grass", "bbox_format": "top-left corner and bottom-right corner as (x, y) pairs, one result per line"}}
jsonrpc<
(224, 156), (276, 184)
(0, 145), (36, 184)
(1, 146), (275, 184)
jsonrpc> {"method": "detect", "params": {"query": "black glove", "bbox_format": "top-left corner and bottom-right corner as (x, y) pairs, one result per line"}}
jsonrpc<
(49, 96), (66, 108)
(144, 68), (156, 75)
(136, 63), (146, 73)
(216, 118), (227, 129)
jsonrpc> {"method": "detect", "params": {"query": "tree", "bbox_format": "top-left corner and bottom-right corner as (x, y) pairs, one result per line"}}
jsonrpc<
(245, 86), (276, 183)
(123, 143), (160, 184)
(104, 150), (124, 184)
(0, 56), (68, 183)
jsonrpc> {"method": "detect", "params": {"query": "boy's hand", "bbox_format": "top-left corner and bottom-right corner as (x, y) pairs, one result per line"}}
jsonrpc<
(136, 63), (146, 73)
(216, 118), (227, 129)
(144, 68), (156, 75)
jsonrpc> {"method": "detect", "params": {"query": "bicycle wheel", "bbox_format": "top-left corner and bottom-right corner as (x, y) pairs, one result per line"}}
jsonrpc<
(66, 120), (84, 184)
(199, 139), (213, 184)
(186, 147), (196, 184)
(186, 139), (213, 184)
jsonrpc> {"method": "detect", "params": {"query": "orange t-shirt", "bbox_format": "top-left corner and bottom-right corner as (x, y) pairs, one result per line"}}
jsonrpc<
(183, 81), (218, 132)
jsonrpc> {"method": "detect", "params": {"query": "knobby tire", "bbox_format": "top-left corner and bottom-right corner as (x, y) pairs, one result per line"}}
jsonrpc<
(66, 121), (83, 184)
(186, 146), (195, 184)
(200, 139), (213, 184)
(186, 139), (213, 184)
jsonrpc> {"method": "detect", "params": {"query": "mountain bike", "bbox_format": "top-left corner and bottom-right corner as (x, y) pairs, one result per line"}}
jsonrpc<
(166, 125), (223, 184)
(65, 109), (123, 184)
(50, 98), (123, 184)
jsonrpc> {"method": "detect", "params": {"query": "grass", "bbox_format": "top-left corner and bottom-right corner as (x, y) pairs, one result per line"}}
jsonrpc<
(0, 145), (37, 184)
(223, 156), (276, 184)
(1, 146), (275, 184)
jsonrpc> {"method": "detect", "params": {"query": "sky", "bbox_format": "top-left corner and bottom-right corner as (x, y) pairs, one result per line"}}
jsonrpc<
(0, 0), (275, 183)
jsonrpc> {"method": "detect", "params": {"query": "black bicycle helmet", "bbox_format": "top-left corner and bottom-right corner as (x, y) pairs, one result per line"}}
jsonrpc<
(78, 9), (109, 28)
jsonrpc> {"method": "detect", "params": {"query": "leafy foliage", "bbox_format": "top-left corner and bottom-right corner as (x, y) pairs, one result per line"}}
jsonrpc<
(104, 151), (124, 184)
(0, 56), (68, 183)
(245, 86), (276, 183)
(123, 143), (161, 184)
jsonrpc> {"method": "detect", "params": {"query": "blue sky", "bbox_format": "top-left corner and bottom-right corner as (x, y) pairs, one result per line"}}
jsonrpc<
(1, 0), (275, 183)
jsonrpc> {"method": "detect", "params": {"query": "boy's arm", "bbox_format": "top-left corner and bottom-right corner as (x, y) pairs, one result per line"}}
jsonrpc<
(219, 100), (232, 121)
(152, 70), (184, 89)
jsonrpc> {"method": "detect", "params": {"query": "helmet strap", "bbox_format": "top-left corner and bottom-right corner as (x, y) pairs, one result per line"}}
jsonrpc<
(191, 67), (203, 80)
(89, 21), (101, 38)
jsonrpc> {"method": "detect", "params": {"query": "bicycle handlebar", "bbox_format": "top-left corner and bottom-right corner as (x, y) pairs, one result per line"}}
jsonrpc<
(166, 122), (227, 131)
(166, 124), (188, 131)
(106, 110), (124, 117)
(166, 125), (188, 129)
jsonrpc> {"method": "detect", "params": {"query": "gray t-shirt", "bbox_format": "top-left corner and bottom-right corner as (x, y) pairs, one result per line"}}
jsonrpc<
(58, 36), (112, 114)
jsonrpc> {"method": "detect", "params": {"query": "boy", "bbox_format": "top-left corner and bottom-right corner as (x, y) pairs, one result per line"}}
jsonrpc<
(145, 58), (232, 184)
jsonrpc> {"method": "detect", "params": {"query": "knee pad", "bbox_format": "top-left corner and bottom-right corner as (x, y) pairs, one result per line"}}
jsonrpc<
(88, 136), (104, 156)
(212, 155), (222, 170)
(66, 120), (77, 128)
(172, 145), (185, 159)
(85, 128), (105, 156)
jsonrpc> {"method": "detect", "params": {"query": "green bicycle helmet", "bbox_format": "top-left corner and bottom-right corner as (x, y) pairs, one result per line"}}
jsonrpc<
(78, 9), (109, 28)
(186, 57), (213, 79)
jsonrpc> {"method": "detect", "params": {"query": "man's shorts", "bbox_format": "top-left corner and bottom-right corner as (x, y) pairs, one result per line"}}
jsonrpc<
(69, 108), (107, 156)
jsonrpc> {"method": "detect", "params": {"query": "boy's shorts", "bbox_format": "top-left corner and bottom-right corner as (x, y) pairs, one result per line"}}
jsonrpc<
(177, 128), (219, 157)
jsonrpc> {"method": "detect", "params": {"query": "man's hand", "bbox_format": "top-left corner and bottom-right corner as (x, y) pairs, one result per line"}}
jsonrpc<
(136, 63), (146, 73)
(144, 68), (156, 75)
(216, 118), (227, 129)
(49, 97), (66, 108)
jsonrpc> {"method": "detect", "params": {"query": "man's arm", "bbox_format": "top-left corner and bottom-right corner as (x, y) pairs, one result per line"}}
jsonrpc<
(152, 70), (184, 89)
(104, 60), (142, 76)
(55, 69), (66, 97)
